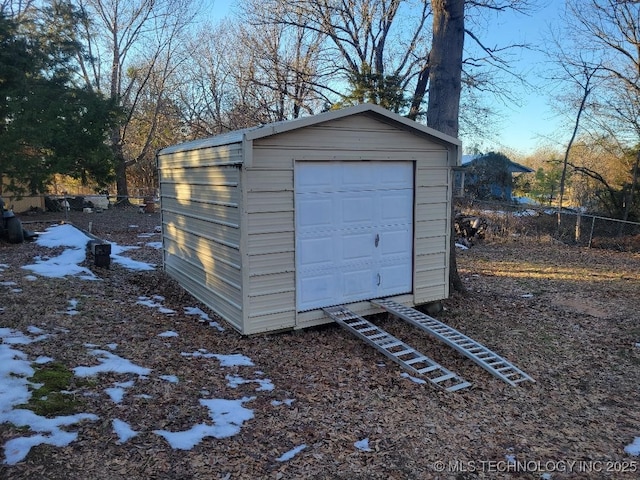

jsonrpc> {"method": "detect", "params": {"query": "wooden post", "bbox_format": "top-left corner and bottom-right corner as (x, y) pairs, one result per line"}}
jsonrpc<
(588, 215), (596, 248)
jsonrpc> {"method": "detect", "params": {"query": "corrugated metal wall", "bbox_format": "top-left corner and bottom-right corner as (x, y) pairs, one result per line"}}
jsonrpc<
(158, 110), (458, 335)
(244, 114), (452, 333)
(414, 160), (451, 304)
(158, 145), (245, 331)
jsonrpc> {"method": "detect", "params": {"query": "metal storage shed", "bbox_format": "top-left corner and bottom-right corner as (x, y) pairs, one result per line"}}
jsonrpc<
(157, 103), (461, 335)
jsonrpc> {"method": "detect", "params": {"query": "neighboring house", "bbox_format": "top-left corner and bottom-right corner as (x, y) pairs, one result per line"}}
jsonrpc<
(455, 153), (533, 200)
(157, 103), (461, 335)
(0, 176), (45, 213)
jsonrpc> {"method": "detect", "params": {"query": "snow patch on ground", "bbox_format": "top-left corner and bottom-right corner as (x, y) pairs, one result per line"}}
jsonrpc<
(154, 397), (255, 449)
(354, 438), (373, 452)
(181, 350), (255, 367)
(400, 372), (427, 384)
(158, 330), (178, 338)
(137, 295), (175, 314)
(0, 227), (319, 465)
(1, 322), (271, 464)
(0, 329), (99, 465)
(21, 224), (157, 280)
(226, 374), (274, 391)
(73, 349), (151, 377)
(276, 444), (307, 462)
(184, 306), (224, 332)
(112, 419), (138, 444)
(625, 437), (640, 456)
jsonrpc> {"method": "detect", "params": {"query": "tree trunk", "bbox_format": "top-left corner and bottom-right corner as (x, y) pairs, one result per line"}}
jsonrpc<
(407, 60), (430, 121)
(619, 150), (639, 235)
(557, 65), (593, 234)
(427, 0), (465, 293)
(112, 138), (130, 206)
(427, 0), (464, 138)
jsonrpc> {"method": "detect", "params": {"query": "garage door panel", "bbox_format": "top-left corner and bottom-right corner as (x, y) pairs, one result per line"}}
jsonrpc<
(342, 231), (374, 261)
(296, 164), (334, 192)
(380, 228), (412, 256)
(343, 268), (374, 298)
(298, 274), (334, 307)
(379, 261), (413, 296)
(342, 163), (376, 189)
(297, 234), (334, 268)
(342, 194), (376, 225)
(296, 196), (334, 229)
(380, 191), (413, 224)
(295, 161), (414, 312)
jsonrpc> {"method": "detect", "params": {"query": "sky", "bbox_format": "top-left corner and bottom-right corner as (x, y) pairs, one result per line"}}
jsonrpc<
(204, 0), (571, 156)
(472, 0), (568, 155)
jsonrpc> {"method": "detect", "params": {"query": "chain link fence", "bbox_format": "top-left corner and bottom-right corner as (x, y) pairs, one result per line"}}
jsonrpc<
(456, 200), (640, 253)
(3, 193), (158, 214)
(560, 211), (640, 250)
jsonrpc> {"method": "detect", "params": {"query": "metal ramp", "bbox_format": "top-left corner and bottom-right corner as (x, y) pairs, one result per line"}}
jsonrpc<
(323, 305), (471, 392)
(371, 298), (535, 386)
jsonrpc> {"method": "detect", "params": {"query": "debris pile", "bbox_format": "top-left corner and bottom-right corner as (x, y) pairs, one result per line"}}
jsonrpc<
(454, 213), (487, 247)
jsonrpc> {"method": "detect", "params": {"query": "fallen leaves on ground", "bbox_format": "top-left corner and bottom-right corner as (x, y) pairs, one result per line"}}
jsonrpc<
(0, 207), (639, 479)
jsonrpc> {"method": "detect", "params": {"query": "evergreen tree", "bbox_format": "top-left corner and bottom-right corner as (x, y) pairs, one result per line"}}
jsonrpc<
(0, 3), (119, 195)
(335, 63), (407, 113)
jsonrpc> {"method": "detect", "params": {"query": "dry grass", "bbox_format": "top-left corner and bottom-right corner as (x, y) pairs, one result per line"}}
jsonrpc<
(1, 207), (639, 479)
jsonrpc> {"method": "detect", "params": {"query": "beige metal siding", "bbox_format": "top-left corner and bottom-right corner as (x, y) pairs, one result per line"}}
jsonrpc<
(158, 108), (458, 335)
(414, 162), (451, 303)
(159, 144), (243, 168)
(244, 115), (453, 332)
(243, 166), (296, 334)
(255, 115), (441, 154)
(158, 146), (244, 331)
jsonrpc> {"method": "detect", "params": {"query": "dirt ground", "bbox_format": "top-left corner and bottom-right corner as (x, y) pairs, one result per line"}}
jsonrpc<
(1, 206), (639, 479)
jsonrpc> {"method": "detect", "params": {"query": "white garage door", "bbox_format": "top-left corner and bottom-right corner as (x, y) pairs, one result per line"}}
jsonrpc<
(295, 161), (414, 311)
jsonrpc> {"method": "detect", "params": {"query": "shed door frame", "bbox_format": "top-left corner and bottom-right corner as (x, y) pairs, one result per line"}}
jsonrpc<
(294, 160), (415, 312)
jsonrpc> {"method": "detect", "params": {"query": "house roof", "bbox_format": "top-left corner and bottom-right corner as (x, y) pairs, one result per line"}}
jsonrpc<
(157, 103), (461, 156)
(507, 162), (534, 173)
(461, 154), (534, 173)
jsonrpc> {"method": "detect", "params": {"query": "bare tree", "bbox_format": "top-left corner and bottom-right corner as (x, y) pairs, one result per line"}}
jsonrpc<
(563, 0), (640, 220)
(554, 58), (600, 230)
(172, 22), (238, 137)
(426, 0), (465, 292)
(427, 0), (464, 137)
(245, 0), (432, 107)
(0, 0), (35, 19)
(233, 17), (324, 121)
(240, 0), (534, 142)
(176, 7), (324, 135)
(427, 0), (535, 292)
(75, 0), (199, 204)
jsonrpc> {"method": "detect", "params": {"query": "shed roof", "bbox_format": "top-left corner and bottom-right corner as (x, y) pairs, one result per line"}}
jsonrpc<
(157, 103), (461, 156)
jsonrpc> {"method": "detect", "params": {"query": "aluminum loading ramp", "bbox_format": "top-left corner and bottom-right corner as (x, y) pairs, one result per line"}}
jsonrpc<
(371, 298), (535, 386)
(323, 305), (472, 392)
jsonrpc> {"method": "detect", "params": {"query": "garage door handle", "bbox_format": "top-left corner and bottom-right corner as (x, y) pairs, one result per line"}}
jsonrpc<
(375, 233), (379, 247)
(377, 273), (381, 286)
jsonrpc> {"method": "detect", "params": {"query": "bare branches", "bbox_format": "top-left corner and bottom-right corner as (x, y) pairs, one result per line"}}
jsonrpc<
(557, 60), (600, 218)
(0, 0), (36, 20)
(73, 0), (201, 201)
(244, 0), (432, 95)
(465, 0), (534, 14)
